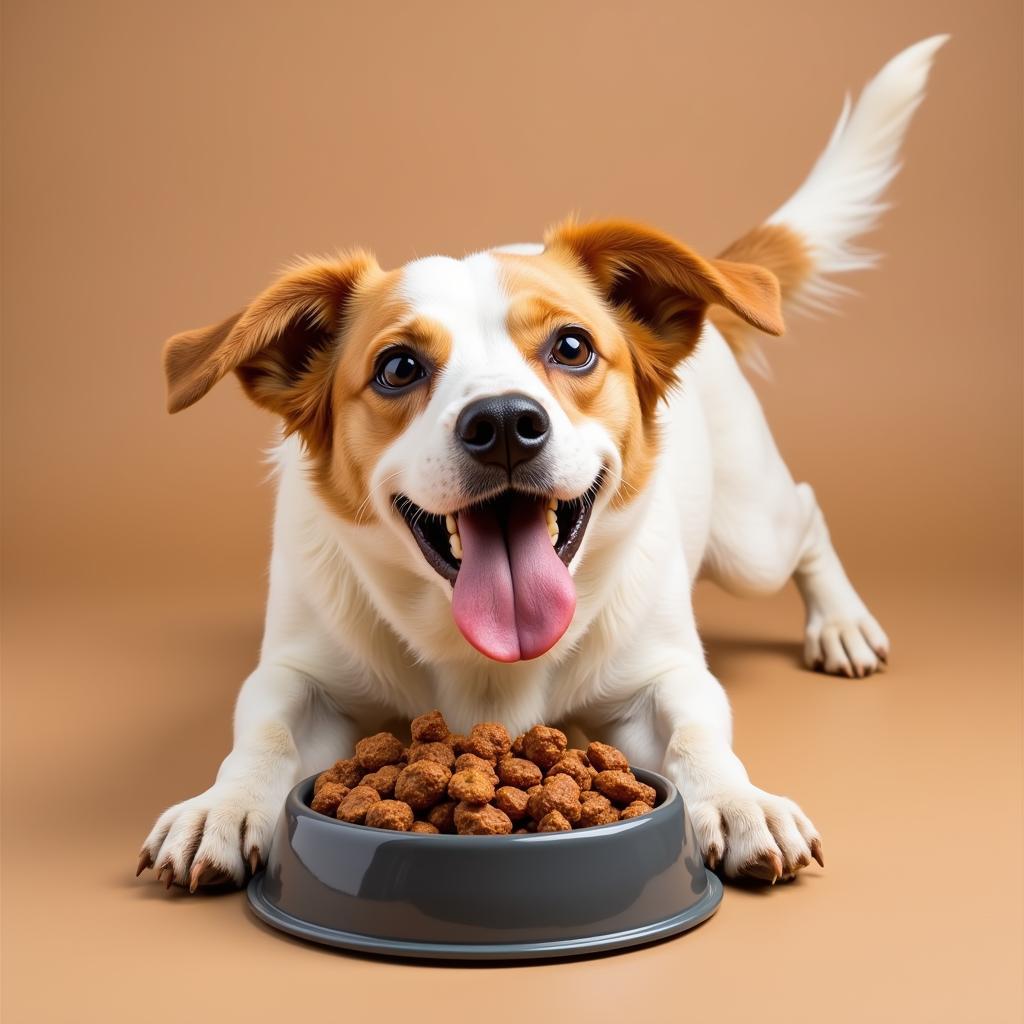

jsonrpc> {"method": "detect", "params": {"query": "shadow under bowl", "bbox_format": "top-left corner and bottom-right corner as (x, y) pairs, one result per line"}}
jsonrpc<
(247, 767), (721, 960)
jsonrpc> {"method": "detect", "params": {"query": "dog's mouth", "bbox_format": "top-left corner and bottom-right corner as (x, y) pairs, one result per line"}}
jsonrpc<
(393, 474), (603, 663)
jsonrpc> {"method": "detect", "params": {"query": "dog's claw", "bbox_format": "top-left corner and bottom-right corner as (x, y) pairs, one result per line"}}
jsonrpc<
(810, 837), (824, 867)
(157, 864), (174, 890)
(136, 850), (153, 877)
(704, 845), (721, 872)
(743, 850), (784, 884)
(248, 848), (261, 875)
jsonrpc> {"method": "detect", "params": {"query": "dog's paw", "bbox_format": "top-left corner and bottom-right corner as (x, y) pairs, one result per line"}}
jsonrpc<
(804, 613), (889, 678)
(136, 784), (282, 892)
(689, 785), (822, 883)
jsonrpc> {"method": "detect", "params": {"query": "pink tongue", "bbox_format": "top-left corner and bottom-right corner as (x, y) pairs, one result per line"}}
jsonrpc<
(452, 495), (576, 662)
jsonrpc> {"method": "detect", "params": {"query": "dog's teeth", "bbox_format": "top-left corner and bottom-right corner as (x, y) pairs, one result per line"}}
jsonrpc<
(450, 533), (463, 561)
(547, 498), (558, 511)
(445, 514), (457, 535)
(546, 509), (557, 530)
(549, 528), (558, 547)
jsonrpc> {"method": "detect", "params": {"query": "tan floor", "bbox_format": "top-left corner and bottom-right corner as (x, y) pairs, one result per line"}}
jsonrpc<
(3, 567), (1020, 1023)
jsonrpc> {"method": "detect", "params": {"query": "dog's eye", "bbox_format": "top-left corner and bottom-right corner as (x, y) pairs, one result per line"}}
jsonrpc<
(374, 349), (427, 391)
(548, 326), (596, 370)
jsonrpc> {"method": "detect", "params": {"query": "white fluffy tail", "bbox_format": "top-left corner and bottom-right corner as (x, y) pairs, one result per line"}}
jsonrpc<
(766, 34), (948, 312)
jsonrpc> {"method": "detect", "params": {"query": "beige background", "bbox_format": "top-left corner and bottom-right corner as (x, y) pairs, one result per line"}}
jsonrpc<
(2, 1), (1021, 1021)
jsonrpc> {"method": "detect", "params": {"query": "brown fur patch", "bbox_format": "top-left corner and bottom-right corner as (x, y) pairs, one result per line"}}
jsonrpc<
(710, 223), (812, 353)
(495, 251), (660, 509)
(543, 218), (784, 417)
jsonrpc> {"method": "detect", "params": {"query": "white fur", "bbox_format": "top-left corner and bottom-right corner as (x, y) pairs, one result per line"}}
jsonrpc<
(141, 38), (942, 888)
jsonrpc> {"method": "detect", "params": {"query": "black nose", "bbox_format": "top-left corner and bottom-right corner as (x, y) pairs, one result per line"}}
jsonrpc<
(456, 393), (551, 473)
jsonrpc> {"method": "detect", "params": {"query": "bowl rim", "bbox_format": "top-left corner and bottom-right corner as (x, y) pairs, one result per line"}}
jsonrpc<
(293, 765), (680, 842)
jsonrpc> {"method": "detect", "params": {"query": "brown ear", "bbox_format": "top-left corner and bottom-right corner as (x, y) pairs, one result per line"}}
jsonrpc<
(544, 219), (783, 412)
(163, 251), (378, 449)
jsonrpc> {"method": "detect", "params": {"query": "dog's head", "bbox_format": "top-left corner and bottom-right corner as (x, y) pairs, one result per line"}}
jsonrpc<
(165, 220), (782, 663)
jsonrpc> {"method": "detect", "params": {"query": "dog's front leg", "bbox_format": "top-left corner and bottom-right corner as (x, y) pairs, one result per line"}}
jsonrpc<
(137, 662), (355, 892)
(649, 661), (823, 883)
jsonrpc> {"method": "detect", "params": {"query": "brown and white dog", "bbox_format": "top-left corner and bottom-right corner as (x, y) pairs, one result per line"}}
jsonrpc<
(139, 37), (945, 890)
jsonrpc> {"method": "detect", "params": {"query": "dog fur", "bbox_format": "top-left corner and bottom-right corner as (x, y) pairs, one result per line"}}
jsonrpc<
(139, 37), (946, 890)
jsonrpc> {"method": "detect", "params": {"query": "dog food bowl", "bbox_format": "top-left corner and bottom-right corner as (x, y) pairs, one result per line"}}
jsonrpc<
(247, 767), (721, 960)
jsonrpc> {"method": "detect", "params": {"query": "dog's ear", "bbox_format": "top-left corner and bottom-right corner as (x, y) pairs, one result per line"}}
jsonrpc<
(544, 219), (783, 413)
(163, 251), (379, 450)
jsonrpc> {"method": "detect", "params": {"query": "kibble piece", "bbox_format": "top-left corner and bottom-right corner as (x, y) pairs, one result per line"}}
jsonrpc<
(314, 757), (363, 793)
(619, 801), (652, 820)
(454, 802), (513, 835)
(337, 785), (381, 824)
(426, 800), (457, 833)
(578, 792), (619, 827)
(365, 800), (415, 831)
(410, 820), (440, 834)
(537, 811), (572, 832)
(359, 763), (402, 798)
(411, 709), (450, 743)
(395, 760), (451, 811)
(494, 786), (530, 822)
(408, 741), (456, 771)
(527, 773), (582, 824)
(566, 748), (591, 767)
(513, 827), (530, 835)
(510, 733), (526, 757)
(310, 782), (350, 816)
(447, 733), (467, 752)
(593, 770), (656, 806)
(454, 753), (499, 784)
(497, 756), (543, 789)
(522, 725), (568, 770)
(448, 768), (495, 805)
(586, 741), (630, 773)
(469, 722), (512, 759)
(546, 755), (592, 791)
(355, 732), (405, 771)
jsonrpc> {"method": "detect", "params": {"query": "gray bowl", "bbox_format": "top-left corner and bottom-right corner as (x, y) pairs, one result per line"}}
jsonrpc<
(247, 767), (721, 960)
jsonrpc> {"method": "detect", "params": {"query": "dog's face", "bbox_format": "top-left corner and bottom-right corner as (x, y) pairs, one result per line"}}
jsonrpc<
(165, 221), (782, 663)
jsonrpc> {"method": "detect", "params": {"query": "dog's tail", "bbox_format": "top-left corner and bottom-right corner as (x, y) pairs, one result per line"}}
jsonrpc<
(709, 35), (948, 358)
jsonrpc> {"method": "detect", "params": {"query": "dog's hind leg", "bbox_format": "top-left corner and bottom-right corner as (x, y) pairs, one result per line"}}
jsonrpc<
(694, 333), (888, 677)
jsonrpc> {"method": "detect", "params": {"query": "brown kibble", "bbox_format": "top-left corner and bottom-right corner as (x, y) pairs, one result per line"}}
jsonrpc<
(522, 725), (568, 770)
(411, 709), (450, 744)
(314, 757), (363, 793)
(578, 791), (619, 827)
(359, 763), (402, 797)
(310, 782), (350, 816)
(355, 732), (405, 771)
(537, 811), (572, 832)
(426, 800), (457, 833)
(510, 733), (526, 757)
(546, 755), (592, 791)
(408, 741), (456, 771)
(471, 722), (512, 758)
(365, 800), (415, 831)
(497, 756), (542, 789)
(594, 770), (656, 806)
(448, 733), (467, 751)
(454, 753), (499, 783)
(336, 785), (381, 824)
(448, 768), (495, 805)
(513, 827), (530, 834)
(619, 801), (652, 819)
(527, 773), (581, 824)
(454, 802), (513, 835)
(410, 820), (440, 834)
(395, 760), (451, 811)
(494, 786), (530, 822)
(566, 747), (591, 767)
(586, 741), (630, 773)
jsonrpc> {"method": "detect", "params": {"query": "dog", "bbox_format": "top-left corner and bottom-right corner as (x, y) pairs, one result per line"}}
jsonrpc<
(139, 37), (945, 890)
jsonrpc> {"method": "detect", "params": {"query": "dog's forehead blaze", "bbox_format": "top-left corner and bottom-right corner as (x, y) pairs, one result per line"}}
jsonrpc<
(495, 251), (657, 507)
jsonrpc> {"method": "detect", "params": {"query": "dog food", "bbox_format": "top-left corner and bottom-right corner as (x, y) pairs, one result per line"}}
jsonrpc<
(311, 712), (658, 833)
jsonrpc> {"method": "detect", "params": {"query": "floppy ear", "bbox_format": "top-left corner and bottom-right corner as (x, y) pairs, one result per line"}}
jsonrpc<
(163, 251), (378, 450)
(543, 219), (783, 413)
